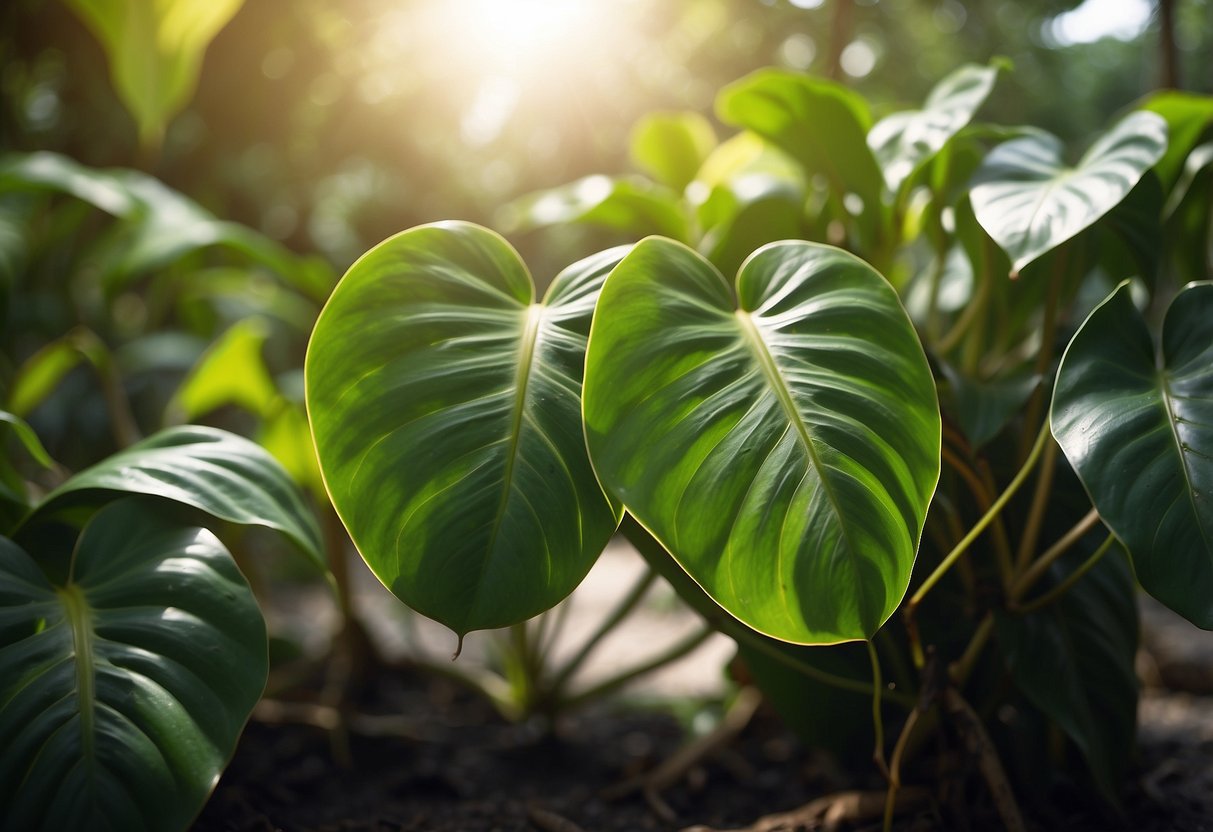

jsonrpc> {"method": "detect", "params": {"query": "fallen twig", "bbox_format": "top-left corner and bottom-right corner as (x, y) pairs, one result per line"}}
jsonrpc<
(681, 786), (931, 832)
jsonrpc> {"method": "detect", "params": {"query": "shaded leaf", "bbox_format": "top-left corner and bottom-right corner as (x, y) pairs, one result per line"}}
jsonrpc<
(1140, 91), (1213, 194)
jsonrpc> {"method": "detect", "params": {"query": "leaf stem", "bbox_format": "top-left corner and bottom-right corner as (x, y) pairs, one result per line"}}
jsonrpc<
(559, 624), (714, 710)
(949, 613), (994, 687)
(868, 640), (888, 778)
(941, 443), (1014, 588)
(1013, 533), (1116, 614)
(1013, 436), (1058, 573)
(1010, 507), (1101, 600)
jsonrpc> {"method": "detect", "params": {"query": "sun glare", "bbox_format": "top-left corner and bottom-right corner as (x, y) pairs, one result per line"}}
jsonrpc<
(439, 0), (610, 77)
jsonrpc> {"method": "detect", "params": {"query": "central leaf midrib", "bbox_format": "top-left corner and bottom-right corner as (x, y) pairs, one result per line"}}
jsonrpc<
(1160, 371), (1213, 555)
(733, 309), (853, 555)
(57, 584), (97, 772)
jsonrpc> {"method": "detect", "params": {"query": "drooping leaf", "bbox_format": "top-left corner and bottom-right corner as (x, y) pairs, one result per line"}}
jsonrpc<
(0, 499), (266, 831)
(0, 411), (54, 532)
(62, 0), (244, 147)
(868, 63), (1001, 195)
(969, 112), (1168, 274)
(29, 425), (324, 571)
(996, 541), (1138, 803)
(306, 223), (624, 635)
(1051, 282), (1213, 627)
(7, 329), (104, 418)
(583, 238), (940, 644)
(629, 111), (717, 193)
(502, 175), (689, 242)
(168, 318), (279, 422)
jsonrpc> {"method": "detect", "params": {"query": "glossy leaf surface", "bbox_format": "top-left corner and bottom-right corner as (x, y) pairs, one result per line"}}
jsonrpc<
(307, 223), (623, 635)
(32, 426), (324, 571)
(1052, 282), (1213, 627)
(868, 63), (1000, 194)
(63, 0), (243, 146)
(997, 542), (1138, 802)
(584, 239), (940, 644)
(970, 112), (1167, 273)
(0, 499), (267, 831)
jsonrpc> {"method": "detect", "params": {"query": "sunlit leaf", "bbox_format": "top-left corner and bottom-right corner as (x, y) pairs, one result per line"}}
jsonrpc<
(1140, 91), (1213, 194)
(306, 223), (623, 635)
(970, 112), (1168, 274)
(62, 0), (244, 146)
(629, 111), (717, 193)
(583, 238), (940, 644)
(502, 175), (689, 242)
(168, 318), (278, 422)
(0, 499), (266, 831)
(1052, 282), (1213, 627)
(8, 328), (110, 418)
(30, 426), (324, 571)
(259, 400), (324, 503)
(868, 62), (1000, 194)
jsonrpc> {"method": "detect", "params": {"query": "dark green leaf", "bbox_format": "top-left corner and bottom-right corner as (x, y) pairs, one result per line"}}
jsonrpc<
(583, 238), (940, 644)
(306, 223), (623, 635)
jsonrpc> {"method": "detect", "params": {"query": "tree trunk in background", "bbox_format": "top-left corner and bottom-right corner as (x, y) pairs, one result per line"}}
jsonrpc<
(826, 0), (854, 81)
(1158, 0), (1181, 89)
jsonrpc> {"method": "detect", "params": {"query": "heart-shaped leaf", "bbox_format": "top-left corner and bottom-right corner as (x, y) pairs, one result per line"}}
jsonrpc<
(997, 541), (1138, 803)
(583, 238), (940, 644)
(0, 499), (267, 831)
(1052, 281), (1213, 627)
(970, 111), (1168, 273)
(29, 426), (324, 571)
(306, 222), (624, 635)
(868, 63), (1000, 194)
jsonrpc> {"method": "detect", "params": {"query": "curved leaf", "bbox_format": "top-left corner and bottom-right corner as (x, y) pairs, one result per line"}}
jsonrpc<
(306, 222), (623, 635)
(1140, 91), (1213, 194)
(583, 238), (940, 644)
(502, 175), (689, 242)
(168, 318), (279, 422)
(629, 111), (717, 193)
(868, 62), (1000, 194)
(30, 426), (324, 571)
(1051, 282), (1213, 627)
(970, 111), (1168, 273)
(0, 499), (267, 831)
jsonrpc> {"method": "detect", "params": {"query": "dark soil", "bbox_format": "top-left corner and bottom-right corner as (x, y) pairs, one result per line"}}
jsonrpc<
(194, 658), (1213, 832)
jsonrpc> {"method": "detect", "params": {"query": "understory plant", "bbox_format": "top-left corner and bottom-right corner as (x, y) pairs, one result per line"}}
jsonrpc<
(305, 62), (1213, 826)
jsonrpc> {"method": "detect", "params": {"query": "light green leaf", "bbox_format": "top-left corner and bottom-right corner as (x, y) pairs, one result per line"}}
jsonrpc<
(168, 318), (279, 422)
(306, 222), (624, 635)
(502, 175), (689, 242)
(970, 111), (1168, 274)
(0, 499), (266, 831)
(629, 111), (717, 193)
(1140, 91), (1213, 195)
(583, 238), (940, 644)
(30, 426), (324, 571)
(868, 62), (1000, 194)
(1051, 281), (1213, 627)
(63, 0), (244, 147)
(997, 541), (1138, 803)
(259, 400), (325, 503)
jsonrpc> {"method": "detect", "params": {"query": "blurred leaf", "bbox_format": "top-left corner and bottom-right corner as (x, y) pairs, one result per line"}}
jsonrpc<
(1139, 91), (1213, 195)
(0, 411), (54, 532)
(1164, 143), (1213, 286)
(62, 0), (244, 147)
(583, 238), (940, 644)
(307, 223), (623, 635)
(29, 425), (325, 571)
(8, 329), (111, 418)
(695, 132), (804, 191)
(1052, 282), (1213, 628)
(629, 111), (717, 193)
(940, 364), (1040, 449)
(259, 400), (324, 502)
(869, 62), (1000, 195)
(168, 317), (278, 422)
(970, 112), (1168, 274)
(997, 541), (1137, 804)
(503, 175), (689, 242)
(699, 188), (804, 278)
(0, 499), (266, 830)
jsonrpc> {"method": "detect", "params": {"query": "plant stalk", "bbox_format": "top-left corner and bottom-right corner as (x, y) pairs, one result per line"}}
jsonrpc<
(559, 624), (714, 710)
(1013, 533), (1116, 614)
(1010, 507), (1101, 599)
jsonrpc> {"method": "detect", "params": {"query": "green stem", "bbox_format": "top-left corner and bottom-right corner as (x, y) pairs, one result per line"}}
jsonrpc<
(949, 613), (993, 687)
(908, 421), (1050, 611)
(1010, 507), (1101, 600)
(868, 640), (887, 778)
(559, 624), (714, 710)
(549, 566), (657, 696)
(1013, 435), (1058, 573)
(1014, 534), (1116, 614)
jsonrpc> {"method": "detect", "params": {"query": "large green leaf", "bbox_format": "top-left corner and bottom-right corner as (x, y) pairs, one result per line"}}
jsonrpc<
(1051, 282), (1213, 627)
(996, 541), (1138, 803)
(716, 70), (883, 218)
(969, 112), (1168, 274)
(583, 238), (940, 644)
(28, 426), (324, 571)
(306, 222), (623, 635)
(868, 62), (1000, 195)
(63, 0), (243, 146)
(0, 499), (266, 831)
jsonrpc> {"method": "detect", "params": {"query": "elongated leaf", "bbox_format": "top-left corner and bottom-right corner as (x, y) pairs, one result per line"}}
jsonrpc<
(583, 239), (940, 644)
(63, 0), (243, 146)
(716, 70), (883, 211)
(868, 63), (1000, 194)
(970, 112), (1168, 273)
(996, 541), (1138, 803)
(630, 111), (717, 193)
(0, 499), (266, 831)
(1052, 282), (1213, 627)
(0, 411), (54, 532)
(30, 426), (324, 571)
(306, 223), (623, 635)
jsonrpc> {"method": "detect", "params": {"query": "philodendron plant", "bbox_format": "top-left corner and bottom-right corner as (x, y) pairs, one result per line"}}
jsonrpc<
(306, 64), (1213, 824)
(0, 416), (324, 831)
